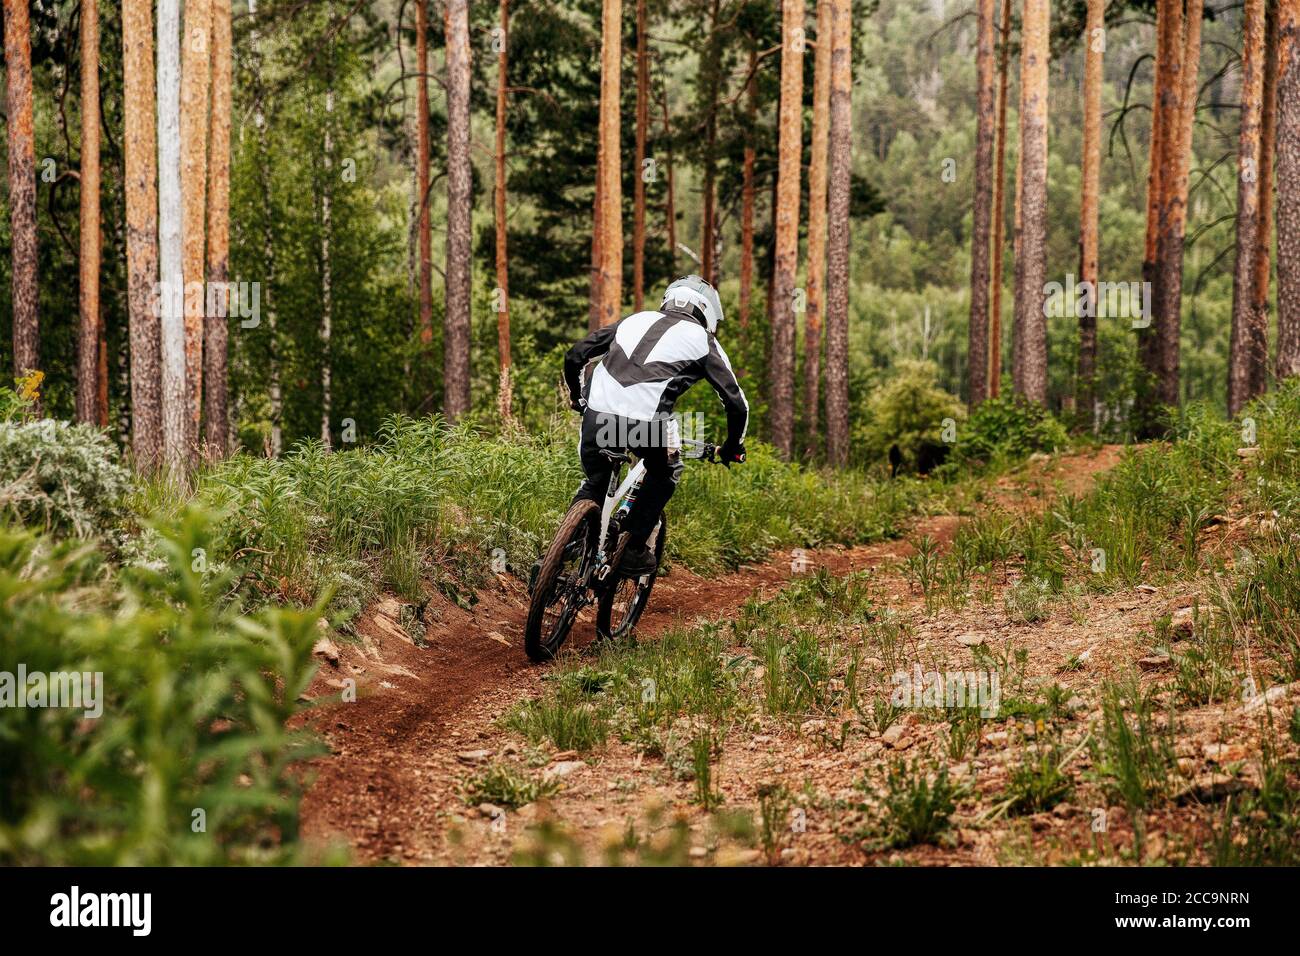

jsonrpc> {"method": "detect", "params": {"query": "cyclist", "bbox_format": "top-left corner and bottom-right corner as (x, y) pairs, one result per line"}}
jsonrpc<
(564, 275), (748, 575)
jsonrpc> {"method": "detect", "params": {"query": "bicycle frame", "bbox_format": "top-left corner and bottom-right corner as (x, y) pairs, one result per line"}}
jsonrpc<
(590, 436), (708, 578)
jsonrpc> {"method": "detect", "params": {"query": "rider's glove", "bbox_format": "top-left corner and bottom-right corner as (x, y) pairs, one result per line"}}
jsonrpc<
(569, 395), (587, 414)
(719, 441), (746, 466)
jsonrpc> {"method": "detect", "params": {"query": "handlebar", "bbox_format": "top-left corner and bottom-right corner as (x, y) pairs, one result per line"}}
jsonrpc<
(680, 438), (742, 465)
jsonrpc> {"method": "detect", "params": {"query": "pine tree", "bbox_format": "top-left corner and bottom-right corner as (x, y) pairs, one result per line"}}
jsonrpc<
(1011, 0), (1048, 404)
(444, 0), (473, 415)
(968, 0), (997, 408)
(1276, 0), (1300, 379)
(1229, 0), (1268, 414)
(204, 0), (232, 459)
(123, 0), (163, 469)
(769, 0), (805, 458)
(4, 0), (40, 386)
(824, 0), (851, 466)
(803, 0), (832, 453)
(77, 0), (103, 425)
(1076, 0), (1104, 424)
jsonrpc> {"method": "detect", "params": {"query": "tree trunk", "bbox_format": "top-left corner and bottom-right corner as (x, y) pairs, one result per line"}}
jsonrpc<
(660, 75), (677, 265)
(204, 0), (231, 459)
(968, 0), (996, 408)
(633, 0), (648, 311)
(416, 0), (433, 346)
(989, 0), (1011, 397)
(1152, 0), (1202, 409)
(1249, 0), (1279, 398)
(699, 0), (722, 286)
(158, 0), (188, 475)
(1229, 0), (1268, 415)
(1137, 0), (1172, 424)
(4, 0), (39, 386)
(321, 88), (334, 448)
(1276, 0), (1300, 379)
(739, 46), (757, 329)
(769, 0), (805, 459)
(181, 0), (211, 456)
(1012, 0), (1049, 404)
(804, 0), (832, 455)
(495, 0), (513, 420)
(595, 0), (624, 326)
(250, 4), (282, 456)
(444, 0), (473, 414)
(1076, 0), (1104, 424)
(824, 0), (852, 466)
(123, 0), (162, 470)
(77, 0), (102, 424)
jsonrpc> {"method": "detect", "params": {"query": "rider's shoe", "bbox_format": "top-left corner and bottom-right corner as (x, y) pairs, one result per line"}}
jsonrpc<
(619, 542), (658, 577)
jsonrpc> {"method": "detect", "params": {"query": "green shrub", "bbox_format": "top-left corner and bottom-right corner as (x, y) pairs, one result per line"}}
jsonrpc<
(954, 393), (1069, 465)
(855, 360), (964, 469)
(0, 418), (133, 538)
(0, 511), (325, 865)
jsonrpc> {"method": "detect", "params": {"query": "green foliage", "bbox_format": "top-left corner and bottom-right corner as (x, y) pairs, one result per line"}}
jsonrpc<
(954, 394), (1070, 466)
(860, 757), (960, 850)
(1089, 678), (1178, 814)
(1004, 743), (1074, 816)
(0, 513), (325, 865)
(0, 418), (133, 538)
(462, 763), (559, 809)
(856, 360), (964, 468)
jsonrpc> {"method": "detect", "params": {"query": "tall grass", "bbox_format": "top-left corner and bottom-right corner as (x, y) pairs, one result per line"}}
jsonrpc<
(142, 416), (932, 620)
(0, 512), (326, 864)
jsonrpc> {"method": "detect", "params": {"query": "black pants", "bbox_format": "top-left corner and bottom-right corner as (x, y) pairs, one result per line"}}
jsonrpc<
(574, 410), (683, 546)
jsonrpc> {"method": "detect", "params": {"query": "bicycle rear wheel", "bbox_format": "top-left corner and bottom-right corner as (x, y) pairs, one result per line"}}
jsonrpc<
(595, 515), (667, 643)
(524, 499), (599, 662)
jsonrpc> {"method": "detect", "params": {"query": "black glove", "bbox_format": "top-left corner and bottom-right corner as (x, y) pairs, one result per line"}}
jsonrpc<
(569, 395), (587, 414)
(719, 441), (746, 466)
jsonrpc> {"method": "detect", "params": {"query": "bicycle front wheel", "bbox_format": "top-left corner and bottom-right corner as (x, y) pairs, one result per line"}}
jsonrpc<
(595, 514), (667, 643)
(524, 499), (599, 662)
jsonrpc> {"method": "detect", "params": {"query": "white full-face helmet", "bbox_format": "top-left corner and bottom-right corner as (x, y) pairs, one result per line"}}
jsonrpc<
(662, 275), (725, 334)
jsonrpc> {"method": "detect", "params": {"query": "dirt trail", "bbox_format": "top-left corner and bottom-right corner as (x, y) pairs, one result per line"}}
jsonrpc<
(298, 445), (1123, 862)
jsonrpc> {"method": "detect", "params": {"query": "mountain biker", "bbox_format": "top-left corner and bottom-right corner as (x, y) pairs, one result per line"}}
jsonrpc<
(564, 275), (748, 576)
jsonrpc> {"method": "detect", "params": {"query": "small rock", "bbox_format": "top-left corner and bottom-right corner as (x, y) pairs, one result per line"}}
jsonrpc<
(1177, 774), (1248, 805)
(689, 846), (708, 859)
(1244, 685), (1288, 713)
(1138, 655), (1171, 671)
(985, 731), (1009, 745)
(477, 802), (504, 819)
(1236, 446), (1260, 459)
(1170, 606), (1195, 639)
(543, 760), (585, 781)
(552, 750), (579, 761)
(456, 749), (492, 764)
(1136, 584), (1158, 594)
(800, 718), (827, 736)
(1202, 743), (1246, 764)
(312, 637), (340, 666)
(956, 633), (986, 647)
(1066, 695), (1086, 711)
(881, 723), (907, 746)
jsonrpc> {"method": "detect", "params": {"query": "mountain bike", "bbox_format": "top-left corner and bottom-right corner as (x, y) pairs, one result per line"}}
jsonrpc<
(523, 437), (719, 663)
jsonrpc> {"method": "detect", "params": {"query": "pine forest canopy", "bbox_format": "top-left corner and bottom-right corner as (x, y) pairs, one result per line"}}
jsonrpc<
(1, 0), (1298, 467)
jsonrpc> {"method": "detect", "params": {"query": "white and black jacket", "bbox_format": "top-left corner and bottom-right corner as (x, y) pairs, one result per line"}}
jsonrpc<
(565, 308), (749, 448)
